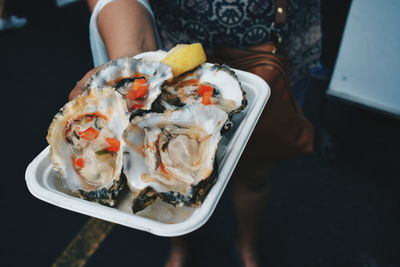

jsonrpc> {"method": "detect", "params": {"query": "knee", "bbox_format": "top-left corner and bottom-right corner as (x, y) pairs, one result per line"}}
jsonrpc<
(233, 160), (274, 191)
(233, 168), (272, 192)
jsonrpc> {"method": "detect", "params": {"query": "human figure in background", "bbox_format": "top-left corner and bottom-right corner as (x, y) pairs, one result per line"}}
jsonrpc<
(0, 0), (27, 31)
(70, 1), (321, 266)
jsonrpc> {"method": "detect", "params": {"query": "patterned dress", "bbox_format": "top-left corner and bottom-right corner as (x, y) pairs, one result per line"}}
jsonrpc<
(149, 0), (321, 84)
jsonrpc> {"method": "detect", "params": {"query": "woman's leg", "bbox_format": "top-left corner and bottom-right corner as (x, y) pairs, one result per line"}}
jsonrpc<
(232, 160), (274, 267)
(165, 160), (273, 267)
(165, 235), (193, 267)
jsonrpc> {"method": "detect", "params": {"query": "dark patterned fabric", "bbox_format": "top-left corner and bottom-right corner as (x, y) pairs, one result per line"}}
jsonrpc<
(149, 0), (321, 84)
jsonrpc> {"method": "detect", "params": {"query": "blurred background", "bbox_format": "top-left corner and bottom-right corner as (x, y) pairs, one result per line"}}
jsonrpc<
(1, 0), (399, 266)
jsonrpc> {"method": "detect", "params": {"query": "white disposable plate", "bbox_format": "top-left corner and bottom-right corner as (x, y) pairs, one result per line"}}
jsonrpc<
(25, 69), (270, 237)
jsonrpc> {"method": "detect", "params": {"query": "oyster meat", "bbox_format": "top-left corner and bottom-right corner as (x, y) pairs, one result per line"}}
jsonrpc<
(122, 104), (228, 213)
(161, 63), (247, 115)
(87, 57), (172, 112)
(47, 87), (129, 206)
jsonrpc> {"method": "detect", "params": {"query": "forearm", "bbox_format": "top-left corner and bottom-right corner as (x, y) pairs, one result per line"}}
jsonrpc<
(88, 0), (158, 59)
(70, 0), (157, 100)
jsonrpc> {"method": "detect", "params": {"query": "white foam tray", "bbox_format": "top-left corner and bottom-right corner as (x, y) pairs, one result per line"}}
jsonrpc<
(25, 69), (270, 237)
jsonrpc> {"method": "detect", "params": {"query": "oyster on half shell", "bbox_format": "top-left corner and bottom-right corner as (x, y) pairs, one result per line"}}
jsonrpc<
(161, 63), (247, 115)
(87, 57), (172, 112)
(122, 104), (228, 213)
(47, 87), (129, 206)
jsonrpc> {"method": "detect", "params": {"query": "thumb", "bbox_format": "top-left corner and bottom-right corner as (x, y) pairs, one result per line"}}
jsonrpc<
(69, 67), (100, 101)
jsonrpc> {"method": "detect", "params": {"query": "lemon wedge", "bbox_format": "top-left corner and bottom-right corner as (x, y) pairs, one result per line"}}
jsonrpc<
(161, 43), (207, 77)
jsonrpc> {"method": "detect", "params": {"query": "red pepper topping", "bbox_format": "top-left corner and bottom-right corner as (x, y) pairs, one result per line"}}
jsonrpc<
(105, 138), (120, 152)
(197, 84), (214, 105)
(78, 127), (100, 141)
(202, 91), (213, 105)
(126, 78), (149, 100)
(132, 73), (144, 78)
(74, 157), (85, 169)
(130, 103), (144, 110)
(197, 84), (214, 95)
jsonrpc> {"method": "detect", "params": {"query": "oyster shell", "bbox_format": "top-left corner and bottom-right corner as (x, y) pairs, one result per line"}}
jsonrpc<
(122, 104), (228, 212)
(87, 57), (172, 112)
(134, 50), (168, 62)
(161, 63), (247, 115)
(47, 87), (129, 206)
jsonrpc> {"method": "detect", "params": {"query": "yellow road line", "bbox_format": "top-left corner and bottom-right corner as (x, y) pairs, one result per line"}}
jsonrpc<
(51, 218), (114, 267)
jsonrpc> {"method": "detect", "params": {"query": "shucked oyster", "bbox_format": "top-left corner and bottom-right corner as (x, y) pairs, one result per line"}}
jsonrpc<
(122, 104), (228, 213)
(161, 63), (247, 115)
(87, 57), (172, 112)
(47, 87), (129, 206)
